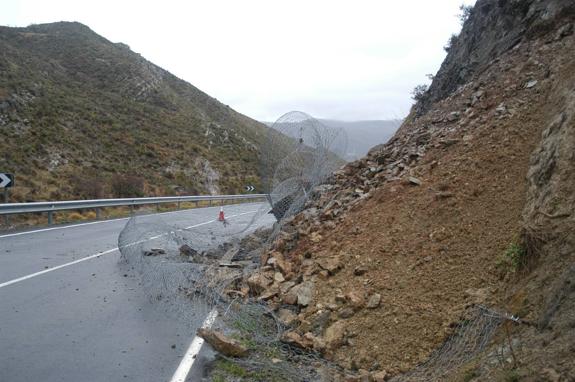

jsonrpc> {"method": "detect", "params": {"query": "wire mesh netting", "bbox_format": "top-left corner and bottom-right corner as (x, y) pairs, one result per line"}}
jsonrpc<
(116, 111), (348, 380)
(116, 111), (517, 381)
(390, 305), (513, 382)
(261, 111), (347, 231)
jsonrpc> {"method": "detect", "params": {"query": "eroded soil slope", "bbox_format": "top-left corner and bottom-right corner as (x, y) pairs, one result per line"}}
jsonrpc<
(240, 7), (575, 380)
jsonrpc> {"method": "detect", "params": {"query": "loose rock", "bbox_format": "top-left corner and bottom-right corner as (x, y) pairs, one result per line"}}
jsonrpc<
(408, 177), (422, 186)
(346, 290), (366, 309)
(179, 244), (198, 257)
(143, 248), (166, 256)
(372, 370), (388, 382)
(196, 328), (248, 357)
(292, 281), (315, 306)
(277, 308), (298, 326)
(447, 111), (461, 121)
(366, 293), (381, 309)
(324, 321), (347, 350)
(316, 256), (343, 275)
(246, 272), (272, 294)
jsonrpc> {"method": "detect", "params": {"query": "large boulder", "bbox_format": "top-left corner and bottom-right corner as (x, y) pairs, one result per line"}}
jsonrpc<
(287, 280), (315, 307)
(246, 272), (272, 294)
(196, 328), (248, 358)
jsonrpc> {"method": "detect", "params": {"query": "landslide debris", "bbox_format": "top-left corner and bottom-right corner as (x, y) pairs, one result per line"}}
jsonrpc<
(233, 1), (575, 380)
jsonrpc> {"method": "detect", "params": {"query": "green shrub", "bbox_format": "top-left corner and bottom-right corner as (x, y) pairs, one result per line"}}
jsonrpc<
(503, 369), (520, 382)
(496, 242), (527, 273)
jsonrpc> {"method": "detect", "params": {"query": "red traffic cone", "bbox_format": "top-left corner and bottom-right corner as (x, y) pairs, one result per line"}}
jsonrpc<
(218, 206), (225, 222)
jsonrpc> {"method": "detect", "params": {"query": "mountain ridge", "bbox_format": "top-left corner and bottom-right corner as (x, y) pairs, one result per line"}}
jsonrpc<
(0, 21), (267, 202)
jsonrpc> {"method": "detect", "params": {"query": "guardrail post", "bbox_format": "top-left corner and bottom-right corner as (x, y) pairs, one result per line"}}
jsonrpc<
(156, 203), (160, 212)
(96, 208), (101, 220)
(47, 211), (53, 225)
(130, 204), (135, 216)
(2, 188), (9, 226)
(194, 201), (199, 208)
(177, 201), (181, 210)
(209, 200), (212, 207)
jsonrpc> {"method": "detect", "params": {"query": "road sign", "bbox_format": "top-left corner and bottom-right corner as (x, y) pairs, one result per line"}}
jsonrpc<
(0, 173), (13, 188)
(244, 185), (255, 192)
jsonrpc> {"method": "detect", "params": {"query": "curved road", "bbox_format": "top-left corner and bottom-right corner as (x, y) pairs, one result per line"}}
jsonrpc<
(0, 203), (272, 382)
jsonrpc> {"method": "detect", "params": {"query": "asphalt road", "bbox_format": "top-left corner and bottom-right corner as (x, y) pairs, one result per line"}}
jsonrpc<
(0, 203), (273, 382)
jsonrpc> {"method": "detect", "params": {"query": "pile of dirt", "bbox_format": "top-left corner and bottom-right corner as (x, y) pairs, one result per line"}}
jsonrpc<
(234, 2), (575, 380)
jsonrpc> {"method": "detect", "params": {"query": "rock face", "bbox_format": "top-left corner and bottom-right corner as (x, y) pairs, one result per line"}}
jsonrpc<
(523, 93), (575, 227)
(417, 0), (575, 115)
(196, 328), (248, 358)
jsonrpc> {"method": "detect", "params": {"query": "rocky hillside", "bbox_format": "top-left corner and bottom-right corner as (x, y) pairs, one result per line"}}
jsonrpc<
(238, 1), (575, 380)
(0, 22), (267, 202)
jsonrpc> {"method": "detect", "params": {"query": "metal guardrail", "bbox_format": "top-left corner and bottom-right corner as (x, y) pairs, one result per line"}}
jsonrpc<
(0, 194), (267, 225)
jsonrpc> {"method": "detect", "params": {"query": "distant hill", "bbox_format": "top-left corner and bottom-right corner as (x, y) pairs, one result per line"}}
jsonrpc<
(319, 119), (402, 160)
(0, 22), (267, 202)
(264, 118), (401, 161)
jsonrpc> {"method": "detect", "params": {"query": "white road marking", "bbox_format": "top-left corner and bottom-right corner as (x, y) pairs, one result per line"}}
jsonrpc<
(168, 208), (267, 381)
(169, 309), (218, 382)
(0, 203), (261, 239)
(0, 247), (119, 289)
(0, 217), (131, 238)
(0, 210), (257, 289)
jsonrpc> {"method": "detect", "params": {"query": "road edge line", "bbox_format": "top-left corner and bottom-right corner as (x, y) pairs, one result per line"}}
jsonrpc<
(169, 309), (218, 382)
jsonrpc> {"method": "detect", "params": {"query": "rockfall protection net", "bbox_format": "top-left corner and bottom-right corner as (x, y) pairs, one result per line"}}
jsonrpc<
(390, 305), (516, 382)
(117, 112), (348, 380)
(261, 111), (347, 230)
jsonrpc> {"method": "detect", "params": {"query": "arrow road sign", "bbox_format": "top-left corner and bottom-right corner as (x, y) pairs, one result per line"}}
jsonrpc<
(244, 185), (255, 192)
(0, 173), (14, 188)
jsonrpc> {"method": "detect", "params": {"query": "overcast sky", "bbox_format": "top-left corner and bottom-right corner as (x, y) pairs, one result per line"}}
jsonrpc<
(2, 0), (475, 122)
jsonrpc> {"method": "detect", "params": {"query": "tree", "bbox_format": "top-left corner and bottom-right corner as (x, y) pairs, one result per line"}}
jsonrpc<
(411, 84), (429, 102)
(444, 33), (459, 52)
(458, 4), (473, 25)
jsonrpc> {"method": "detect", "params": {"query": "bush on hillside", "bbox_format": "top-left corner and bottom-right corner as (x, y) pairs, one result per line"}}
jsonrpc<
(459, 4), (474, 25)
(444, 33), (459, 52)
(72, 174), (105, 199)
(411, 84), (429, 102)
(110, 174), (145, 198)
